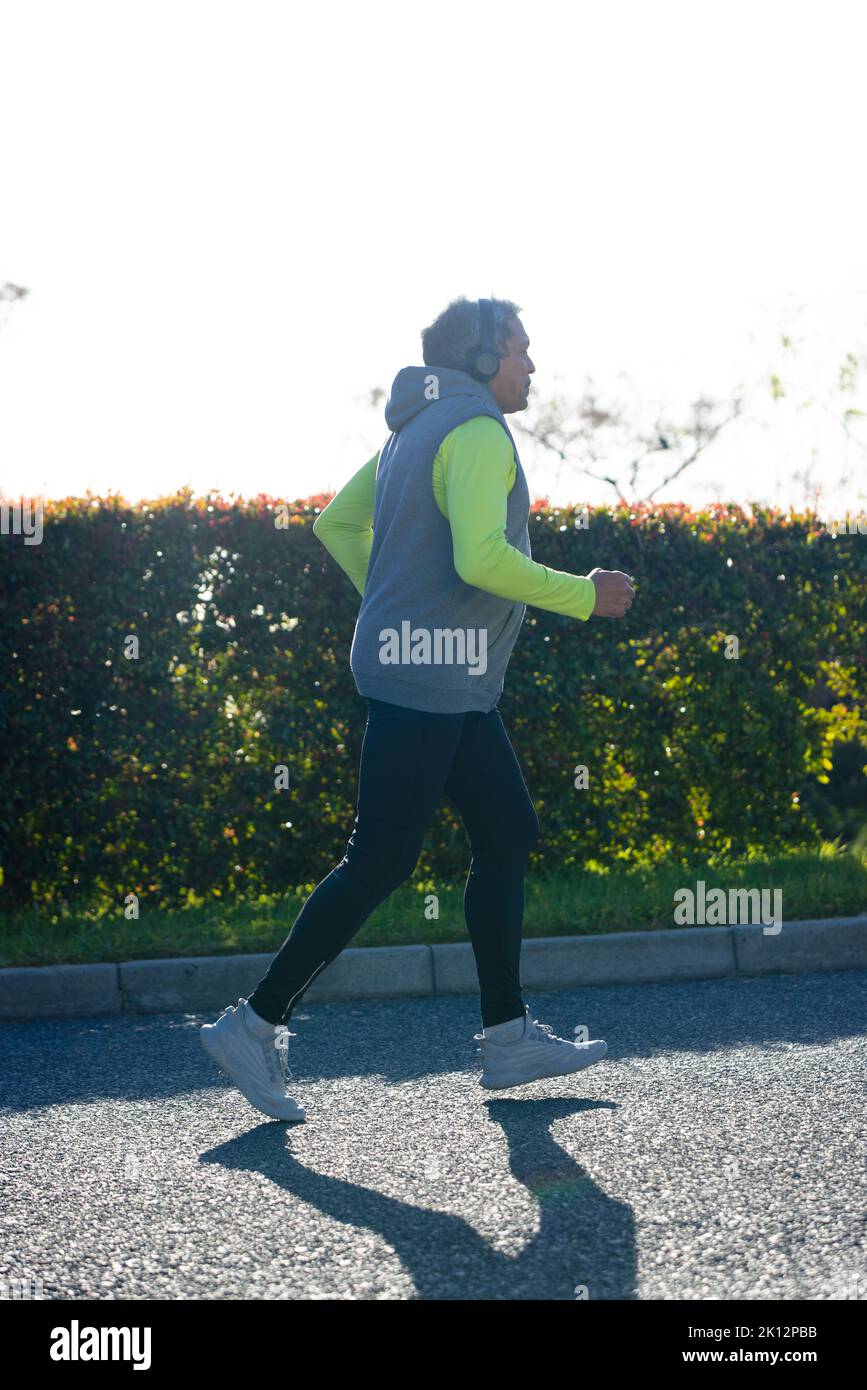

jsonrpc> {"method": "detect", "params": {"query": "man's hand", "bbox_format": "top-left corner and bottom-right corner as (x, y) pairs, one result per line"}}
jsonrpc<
(588, 568), (635, 618)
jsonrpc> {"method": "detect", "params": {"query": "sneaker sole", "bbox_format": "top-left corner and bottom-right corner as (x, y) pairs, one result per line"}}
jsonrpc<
(478, 1040), (608, 1090)
(199, 1025), (306, 1122)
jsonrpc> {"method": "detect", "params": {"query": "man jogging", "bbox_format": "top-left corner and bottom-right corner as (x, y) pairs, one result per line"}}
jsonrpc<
(200, 295), (635, 1121)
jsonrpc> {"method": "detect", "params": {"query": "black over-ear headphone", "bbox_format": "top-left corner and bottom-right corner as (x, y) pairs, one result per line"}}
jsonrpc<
(464, 297), (501, 382)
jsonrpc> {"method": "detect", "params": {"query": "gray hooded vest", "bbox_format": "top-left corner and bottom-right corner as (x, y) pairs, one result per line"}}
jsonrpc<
(349, 364), (531, 713)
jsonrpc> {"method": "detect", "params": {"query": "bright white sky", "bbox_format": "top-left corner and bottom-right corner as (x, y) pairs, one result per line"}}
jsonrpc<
(1, 0), (866, 517)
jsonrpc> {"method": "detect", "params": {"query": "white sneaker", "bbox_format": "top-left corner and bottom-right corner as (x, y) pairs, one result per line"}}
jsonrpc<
(474, 1005), (608, 1090)
(199, 998), (306, 1121)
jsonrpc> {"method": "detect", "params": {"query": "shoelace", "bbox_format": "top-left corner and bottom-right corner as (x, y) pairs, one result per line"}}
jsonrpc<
(235, 1001), (298, 1092)
(474, 1018), (566, 1052)
(271, 1025), (298, 1089)
(532, 1020), (562, 1044)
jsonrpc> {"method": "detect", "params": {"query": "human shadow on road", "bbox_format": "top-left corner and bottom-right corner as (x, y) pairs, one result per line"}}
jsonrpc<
(199, 1095), (634, 1300)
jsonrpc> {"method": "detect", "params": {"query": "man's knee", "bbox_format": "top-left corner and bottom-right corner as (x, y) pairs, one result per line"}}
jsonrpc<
(522, 804), (541, 851)
(389, 845), (423, 888)
(343, 841), (421, 895)
(508, 808), (540, 866)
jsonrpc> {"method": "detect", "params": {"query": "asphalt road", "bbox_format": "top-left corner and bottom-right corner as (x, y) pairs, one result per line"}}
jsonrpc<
(2, 970), (865, 1301)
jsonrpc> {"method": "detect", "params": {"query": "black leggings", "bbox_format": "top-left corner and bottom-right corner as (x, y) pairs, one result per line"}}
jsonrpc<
(246, 696), (540, 1029)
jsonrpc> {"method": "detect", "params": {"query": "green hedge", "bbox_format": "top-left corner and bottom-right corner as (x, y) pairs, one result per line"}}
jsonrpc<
(1, 490), (865, 913)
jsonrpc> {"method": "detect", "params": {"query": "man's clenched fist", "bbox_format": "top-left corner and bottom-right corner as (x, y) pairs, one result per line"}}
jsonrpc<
(588, 568), (635, 618)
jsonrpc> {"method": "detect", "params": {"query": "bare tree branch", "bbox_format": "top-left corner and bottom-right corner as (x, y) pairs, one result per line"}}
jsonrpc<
(640, 397), (745, 502)
(0, 282), (29, 334)
(512, 372), (750, 503)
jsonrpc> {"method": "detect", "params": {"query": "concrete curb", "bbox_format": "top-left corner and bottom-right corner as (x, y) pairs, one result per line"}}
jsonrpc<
(0, 915), (865, 1023)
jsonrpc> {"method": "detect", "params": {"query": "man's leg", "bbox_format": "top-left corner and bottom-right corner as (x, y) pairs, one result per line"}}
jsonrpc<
(443, 708), (541, 1029)
(246, 697), (469, 1024)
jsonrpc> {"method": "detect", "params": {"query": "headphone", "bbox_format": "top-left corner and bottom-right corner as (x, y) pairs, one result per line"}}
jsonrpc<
(464, 297), (501, 382)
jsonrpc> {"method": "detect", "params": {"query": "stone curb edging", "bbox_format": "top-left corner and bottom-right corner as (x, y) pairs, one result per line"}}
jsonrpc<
(1, 914), (865, 1023)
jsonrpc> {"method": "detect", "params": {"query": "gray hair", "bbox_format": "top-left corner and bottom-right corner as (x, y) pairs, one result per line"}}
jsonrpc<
(421, 295), (523, 371)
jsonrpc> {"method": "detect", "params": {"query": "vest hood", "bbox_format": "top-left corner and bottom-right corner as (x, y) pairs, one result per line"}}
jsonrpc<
(384, 365), (498, 433)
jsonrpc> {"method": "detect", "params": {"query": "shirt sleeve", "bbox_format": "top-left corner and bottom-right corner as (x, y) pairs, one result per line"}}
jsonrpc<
(311, 452), (377, 597)
(442, 416), (597, 621)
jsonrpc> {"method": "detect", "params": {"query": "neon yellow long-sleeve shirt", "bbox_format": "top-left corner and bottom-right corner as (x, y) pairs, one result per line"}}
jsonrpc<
(312, 415), (596, 621)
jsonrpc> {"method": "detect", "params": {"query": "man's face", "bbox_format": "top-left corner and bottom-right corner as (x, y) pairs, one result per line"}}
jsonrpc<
(487, 316), (535, 414)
